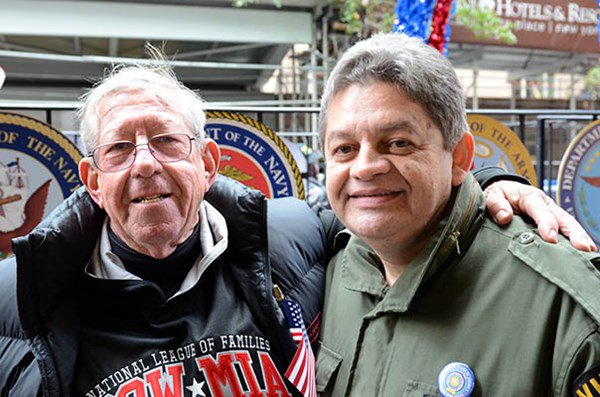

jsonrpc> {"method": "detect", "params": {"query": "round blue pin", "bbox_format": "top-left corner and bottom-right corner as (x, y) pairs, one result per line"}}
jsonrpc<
(437, 362), (475, 397)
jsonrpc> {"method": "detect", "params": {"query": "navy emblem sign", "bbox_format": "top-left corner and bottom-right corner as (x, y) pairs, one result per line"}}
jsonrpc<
(557, 120), (600, 248)
(205, 111), (304, 199)
(0, 112), (83, 258)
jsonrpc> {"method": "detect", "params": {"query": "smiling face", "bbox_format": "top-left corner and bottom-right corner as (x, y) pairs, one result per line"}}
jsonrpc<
(324, 82), (472, 266)
(79, 89), (219, 258)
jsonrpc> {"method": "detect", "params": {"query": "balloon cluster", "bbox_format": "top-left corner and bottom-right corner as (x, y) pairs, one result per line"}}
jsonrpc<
(393, 0), (457, 56)
(393, 0), (436, 39)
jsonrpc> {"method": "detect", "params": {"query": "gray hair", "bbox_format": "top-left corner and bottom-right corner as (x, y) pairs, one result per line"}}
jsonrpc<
(319, 33), (467, 150)
(78, 56), (205, 154)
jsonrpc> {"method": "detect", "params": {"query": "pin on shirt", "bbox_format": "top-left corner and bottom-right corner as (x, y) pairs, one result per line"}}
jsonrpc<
(438, 362), (475, 397)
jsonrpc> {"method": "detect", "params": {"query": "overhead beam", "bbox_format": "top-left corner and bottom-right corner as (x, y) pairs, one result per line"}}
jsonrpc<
(507, 55), (591, 80)
(449, 49), (483, 67)
(174, 43), (273, 60)
(0, 41), (53, 54)
(0, 1), (312, 44)
(0, 50), (284, 71)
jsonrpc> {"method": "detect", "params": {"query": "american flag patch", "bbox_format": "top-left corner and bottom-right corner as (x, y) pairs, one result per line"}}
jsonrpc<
(281, 298), (317, 397)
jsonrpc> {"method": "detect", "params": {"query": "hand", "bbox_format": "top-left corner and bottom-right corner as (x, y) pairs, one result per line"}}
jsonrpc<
(483, 181), (597, 252)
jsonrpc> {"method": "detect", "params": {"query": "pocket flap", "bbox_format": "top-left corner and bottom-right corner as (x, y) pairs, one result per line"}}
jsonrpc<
(316, 344), (343, 393)
(402, 380), (441, 397)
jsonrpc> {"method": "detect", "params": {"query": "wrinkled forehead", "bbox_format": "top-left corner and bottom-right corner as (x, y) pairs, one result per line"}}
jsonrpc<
(95, 89), (186, 135)
(97, 88), (177, 118)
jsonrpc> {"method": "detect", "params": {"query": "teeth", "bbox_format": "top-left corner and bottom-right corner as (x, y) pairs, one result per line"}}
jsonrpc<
(135, 194), (165, 203)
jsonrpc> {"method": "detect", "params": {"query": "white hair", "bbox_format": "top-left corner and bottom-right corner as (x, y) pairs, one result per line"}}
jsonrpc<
(78, 58), (205, 153)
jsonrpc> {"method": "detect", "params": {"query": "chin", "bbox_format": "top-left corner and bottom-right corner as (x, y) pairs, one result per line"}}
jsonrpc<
(136, 222), (182, 241)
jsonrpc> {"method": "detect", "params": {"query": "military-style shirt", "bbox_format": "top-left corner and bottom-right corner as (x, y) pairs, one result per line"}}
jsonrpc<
(317, 173), (600, 396)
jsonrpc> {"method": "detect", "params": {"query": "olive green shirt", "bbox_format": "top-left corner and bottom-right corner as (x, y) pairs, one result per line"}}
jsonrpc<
(317, 173), (600, 396)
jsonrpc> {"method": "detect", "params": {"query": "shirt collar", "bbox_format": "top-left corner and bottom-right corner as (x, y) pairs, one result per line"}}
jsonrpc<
(340, 173), (485, 313)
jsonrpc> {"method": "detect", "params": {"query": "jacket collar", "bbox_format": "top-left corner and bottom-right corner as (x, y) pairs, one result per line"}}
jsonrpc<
(338, 173), (486, 314)
(13, 175), (296, 377)
(87, 201), (229, 300)
(12, 175), (261, 336)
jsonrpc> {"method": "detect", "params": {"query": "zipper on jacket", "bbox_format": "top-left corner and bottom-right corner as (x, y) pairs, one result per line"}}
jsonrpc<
(445, 180), (478, 257)
(450, 230), (461, 255)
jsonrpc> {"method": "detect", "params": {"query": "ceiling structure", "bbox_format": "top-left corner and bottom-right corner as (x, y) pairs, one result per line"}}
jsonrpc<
(0, 0), (323, 104)
(0, 0), (598, 106)
(448, 42), (597, 79)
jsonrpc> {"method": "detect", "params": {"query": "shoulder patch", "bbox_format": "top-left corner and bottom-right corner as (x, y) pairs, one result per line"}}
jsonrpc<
(572, 363), (600, 396)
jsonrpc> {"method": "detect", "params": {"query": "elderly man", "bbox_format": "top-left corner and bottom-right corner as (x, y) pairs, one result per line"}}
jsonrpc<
(317, 33), (600, 396)
(0, 64), (331, 397)
(0, 57), (592, 396)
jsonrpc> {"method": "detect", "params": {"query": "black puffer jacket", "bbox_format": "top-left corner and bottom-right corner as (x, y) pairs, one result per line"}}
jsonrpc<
(0, 175), (339, 396)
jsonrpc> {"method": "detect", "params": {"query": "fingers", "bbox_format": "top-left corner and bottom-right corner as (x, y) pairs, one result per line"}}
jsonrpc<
(484, 181), (559, 243)
(514, 186), (559, 243)
(483, 183), (514, 225)
(549, 205), (597, 252)
(486, 181), (598, 251)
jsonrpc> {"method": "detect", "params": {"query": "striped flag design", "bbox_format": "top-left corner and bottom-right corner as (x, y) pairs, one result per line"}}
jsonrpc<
(281, 298), (316, 397)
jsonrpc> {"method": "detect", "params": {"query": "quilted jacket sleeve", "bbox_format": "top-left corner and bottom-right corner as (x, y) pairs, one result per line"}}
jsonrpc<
(0, 256), (42, 396)
(267, 197), (326, 332)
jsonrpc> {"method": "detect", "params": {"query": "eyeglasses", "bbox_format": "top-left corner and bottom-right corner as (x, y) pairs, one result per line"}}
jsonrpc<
(88, 133), (196, 173)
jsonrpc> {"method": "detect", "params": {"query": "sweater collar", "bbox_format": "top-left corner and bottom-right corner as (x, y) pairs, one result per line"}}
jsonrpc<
(86, 201), (228, 300)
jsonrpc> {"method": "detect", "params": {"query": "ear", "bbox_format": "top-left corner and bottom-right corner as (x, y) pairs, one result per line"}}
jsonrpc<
(451, 132), (475, 187)
(201, 138), (220, 188)
(78, 157), (104, 208)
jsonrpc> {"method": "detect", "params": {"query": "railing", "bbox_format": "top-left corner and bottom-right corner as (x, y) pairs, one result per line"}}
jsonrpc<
(2, 101), (599, 197)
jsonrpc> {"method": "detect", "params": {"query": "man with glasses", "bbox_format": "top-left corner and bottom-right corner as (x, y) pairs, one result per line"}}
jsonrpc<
(1, 64), (329, 397)
(0, 59), (593, 397)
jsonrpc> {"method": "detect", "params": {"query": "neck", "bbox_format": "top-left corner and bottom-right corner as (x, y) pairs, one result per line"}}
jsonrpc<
(369, 237), (430, 286)
(108, 224), (201, 296)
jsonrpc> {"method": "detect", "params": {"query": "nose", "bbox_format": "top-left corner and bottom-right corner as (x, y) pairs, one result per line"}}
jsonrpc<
(130, 143), (163, 177)
(349, 146), (390, 181)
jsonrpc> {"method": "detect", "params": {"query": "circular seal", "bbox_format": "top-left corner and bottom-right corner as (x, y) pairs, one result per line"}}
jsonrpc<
(468, 115), (538, 186)
(557, 120), (600, 248)
(0, 66), (5, 89)
(0, 112), (83, 258)
(438, 362), (475, 397)
(205, 111), (305, 199)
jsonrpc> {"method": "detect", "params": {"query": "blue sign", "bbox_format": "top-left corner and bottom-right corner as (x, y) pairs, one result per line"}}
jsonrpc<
(557, 120), (600, 247)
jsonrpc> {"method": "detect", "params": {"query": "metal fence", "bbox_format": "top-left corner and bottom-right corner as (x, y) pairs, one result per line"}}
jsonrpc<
(2, 103), (599, 199)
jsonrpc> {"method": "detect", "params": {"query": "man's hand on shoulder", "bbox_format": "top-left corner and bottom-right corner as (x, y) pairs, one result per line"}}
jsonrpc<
(483, 180), (597, 252)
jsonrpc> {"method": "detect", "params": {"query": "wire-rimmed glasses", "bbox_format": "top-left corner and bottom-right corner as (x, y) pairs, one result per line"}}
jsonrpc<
(88, 132), (196, 173)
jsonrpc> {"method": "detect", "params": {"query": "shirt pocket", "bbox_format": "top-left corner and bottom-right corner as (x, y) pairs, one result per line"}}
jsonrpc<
(401, 380), (441, 397)
(316, 344), (343, 394)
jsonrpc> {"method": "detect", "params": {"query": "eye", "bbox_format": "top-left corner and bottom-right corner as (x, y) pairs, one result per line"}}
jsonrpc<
(332, 145), (354, 156)
(108, 142), (132, 152)
(390, 139), (408, 148)
(388, 139), (411, 153)
(153, 135), (176, 144)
